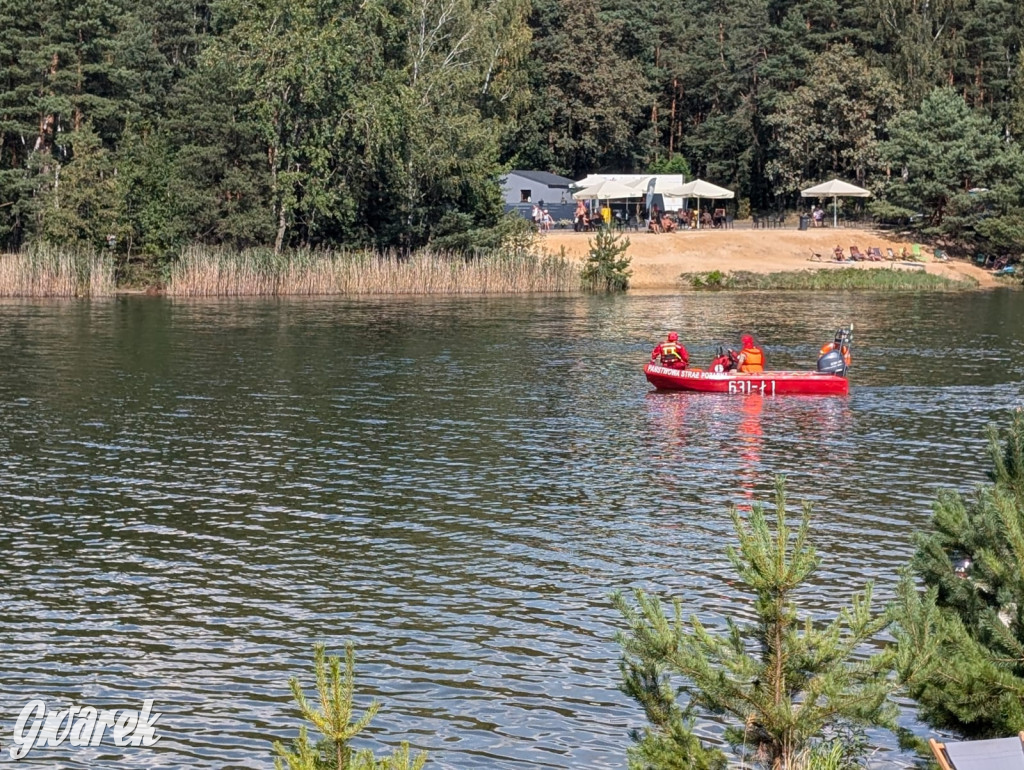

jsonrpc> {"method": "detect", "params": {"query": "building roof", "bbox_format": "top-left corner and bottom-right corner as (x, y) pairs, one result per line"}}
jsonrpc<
(506, 170), (576, 188)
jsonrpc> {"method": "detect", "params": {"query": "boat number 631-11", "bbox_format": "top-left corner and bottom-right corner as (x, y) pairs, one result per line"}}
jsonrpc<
(728, 380), (776, 396)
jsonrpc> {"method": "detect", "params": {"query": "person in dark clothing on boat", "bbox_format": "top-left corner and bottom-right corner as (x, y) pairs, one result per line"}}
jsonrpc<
(651, 331), (689, 369)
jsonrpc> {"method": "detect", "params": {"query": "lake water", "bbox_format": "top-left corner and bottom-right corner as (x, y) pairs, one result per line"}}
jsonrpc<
(0, 290), (1022, 768)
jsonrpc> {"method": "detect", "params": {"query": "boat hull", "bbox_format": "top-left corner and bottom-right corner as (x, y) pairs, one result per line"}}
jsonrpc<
(643, 363), (849, 396)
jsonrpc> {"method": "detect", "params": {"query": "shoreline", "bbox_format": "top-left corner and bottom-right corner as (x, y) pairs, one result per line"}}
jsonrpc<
(543, 227), (1000, 289)
(0, 228), (1007, 297)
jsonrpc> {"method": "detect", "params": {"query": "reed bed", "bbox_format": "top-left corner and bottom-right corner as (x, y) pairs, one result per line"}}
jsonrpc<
(0, 245), (115, 297)
(166, 246), (580, 296)
(683, 267), (978, 291)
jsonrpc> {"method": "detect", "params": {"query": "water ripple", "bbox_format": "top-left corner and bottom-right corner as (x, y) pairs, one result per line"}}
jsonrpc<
(0, 291), (1021, 768)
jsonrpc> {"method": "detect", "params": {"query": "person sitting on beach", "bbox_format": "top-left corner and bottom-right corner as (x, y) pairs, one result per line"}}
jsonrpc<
(735, 334), (764, 373)
(833, 245), (845, 261)
(660, 213), (676, 233)
(651, 331), (689, 369)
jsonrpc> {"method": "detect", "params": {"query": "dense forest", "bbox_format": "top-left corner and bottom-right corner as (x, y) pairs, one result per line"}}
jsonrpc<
(1, 0), (1023, 271)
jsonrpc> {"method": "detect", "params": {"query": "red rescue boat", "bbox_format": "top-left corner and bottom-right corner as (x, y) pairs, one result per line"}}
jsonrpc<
(643, 363), (849, 396)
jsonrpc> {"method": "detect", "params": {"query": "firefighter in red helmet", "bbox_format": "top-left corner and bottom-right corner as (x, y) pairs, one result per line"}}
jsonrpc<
(651, 331), (689, 369)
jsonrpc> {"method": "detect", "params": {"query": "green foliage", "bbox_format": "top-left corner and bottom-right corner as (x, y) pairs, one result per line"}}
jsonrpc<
(36, 125), (123, 251)
(614, 478), (897, 770)
(581, 228), (632, 292)
(273, 643), (427, 770)
(686, 270), (730, 289)
(892, 409), (1024, 739)
(766, 45), (903, 194)
(507, 0), (649, 177)
(1, 0), (1024, 269)
(683, 268), (977, 291)
(647, 156), (691, 178)
(878, 88), (1007, 234)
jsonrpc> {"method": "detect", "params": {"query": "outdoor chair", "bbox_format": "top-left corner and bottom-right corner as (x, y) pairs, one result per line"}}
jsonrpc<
(849, 245), (866, 261)
(866, 247), (884, 261)
(886, 248), (897, 261)
(934, 248), (949, 262)
(930, 732), (1024, 770)
(911, 243), (924, 261)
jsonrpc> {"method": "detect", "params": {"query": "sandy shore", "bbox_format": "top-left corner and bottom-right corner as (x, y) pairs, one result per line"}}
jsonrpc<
(541, 226), (997, 289)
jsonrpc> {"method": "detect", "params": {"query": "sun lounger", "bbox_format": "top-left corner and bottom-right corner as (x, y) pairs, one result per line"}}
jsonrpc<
(930, 732), (1024, 770)
(910, 243), (925, 261)
(849, 245), (866, 261)
(867, 247), (884, 261)
(886, 248), (897, 261)
(808, 250), (824, 262)
(934, 248), (949, 262)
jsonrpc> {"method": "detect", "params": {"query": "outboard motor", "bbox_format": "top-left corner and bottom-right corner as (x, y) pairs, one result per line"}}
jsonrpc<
(817, 326), (852, 376)
(817, 349), (847, 376)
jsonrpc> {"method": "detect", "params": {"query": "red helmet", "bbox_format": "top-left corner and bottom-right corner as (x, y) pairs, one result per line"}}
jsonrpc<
(667, 331), (678, 342)
(741, 334), (754, 347)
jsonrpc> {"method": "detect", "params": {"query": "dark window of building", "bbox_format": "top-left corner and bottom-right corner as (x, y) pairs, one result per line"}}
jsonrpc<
(520, 190), (531, 202)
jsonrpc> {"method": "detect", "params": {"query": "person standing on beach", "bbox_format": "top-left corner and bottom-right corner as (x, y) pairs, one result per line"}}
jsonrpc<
(574, 200), (588, 231)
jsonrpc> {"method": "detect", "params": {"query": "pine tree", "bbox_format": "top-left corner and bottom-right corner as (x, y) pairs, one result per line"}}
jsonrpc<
(274, 643), (428, 770)
(581, 228), (632, 292)
(614, 478), (896, 770)
(893, 409), (1024, 739)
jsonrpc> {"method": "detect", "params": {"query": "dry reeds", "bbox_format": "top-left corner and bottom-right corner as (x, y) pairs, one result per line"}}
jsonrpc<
(166, 246), (580, 296)
(0, 245), (115, 297)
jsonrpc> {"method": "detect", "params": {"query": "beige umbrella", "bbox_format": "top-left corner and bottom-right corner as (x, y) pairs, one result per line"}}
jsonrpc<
(800, 179), (871, 228)
(572, 179), (644, 227)
(572, 179), (645, 200)
(665, 179), (735, 229)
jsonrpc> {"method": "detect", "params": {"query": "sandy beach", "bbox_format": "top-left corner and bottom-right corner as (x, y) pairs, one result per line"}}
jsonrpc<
(541, 226), (997, 289)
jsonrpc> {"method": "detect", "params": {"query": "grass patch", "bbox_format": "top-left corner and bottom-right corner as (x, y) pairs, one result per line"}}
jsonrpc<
(0, 244), (115, 297)
(166, 246), (580, 296)
(682, 267), (978, 291)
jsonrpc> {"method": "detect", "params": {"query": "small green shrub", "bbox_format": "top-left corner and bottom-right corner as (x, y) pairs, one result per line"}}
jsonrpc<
(273, 643), (427, 770)
(685, 270), (731, 289)
(581, 228), (632, 292)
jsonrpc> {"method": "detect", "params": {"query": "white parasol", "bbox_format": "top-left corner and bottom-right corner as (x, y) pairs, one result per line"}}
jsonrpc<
(800, 179), (871, 228)
(665, 179), (735, 229)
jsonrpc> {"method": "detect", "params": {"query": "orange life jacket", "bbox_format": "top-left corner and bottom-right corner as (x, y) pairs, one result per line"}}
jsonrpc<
(739, 346), (764, 372)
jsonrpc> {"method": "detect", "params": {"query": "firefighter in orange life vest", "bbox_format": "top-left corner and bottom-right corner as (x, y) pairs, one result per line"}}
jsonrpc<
(735, 333), (765, 373)
(819, 329), (852, 367)
(651, 331), (689, 370)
